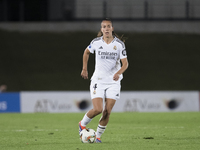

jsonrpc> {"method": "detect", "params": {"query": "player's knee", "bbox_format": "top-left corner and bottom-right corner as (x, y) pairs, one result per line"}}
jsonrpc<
(93, 108), (102, 115)
(103, 109), (111, 118)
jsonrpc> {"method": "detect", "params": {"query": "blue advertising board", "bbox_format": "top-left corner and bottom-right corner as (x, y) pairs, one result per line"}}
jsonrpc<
(0, 93), (20, 113)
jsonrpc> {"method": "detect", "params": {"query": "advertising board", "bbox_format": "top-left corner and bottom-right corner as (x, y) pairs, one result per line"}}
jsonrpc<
(20, 91), (92, 113)
(113, 91), (199, 112)
(0, 93), (20, 113)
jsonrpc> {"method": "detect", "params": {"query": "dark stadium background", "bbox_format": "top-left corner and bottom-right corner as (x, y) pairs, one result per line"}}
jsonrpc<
(0, 0), (200, 91)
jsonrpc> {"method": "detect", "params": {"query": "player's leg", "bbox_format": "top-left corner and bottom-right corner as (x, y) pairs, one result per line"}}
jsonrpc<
(79, 98), (103, 134)
(87, 98), (103, 118)
(99, 98), (116, 126)
(96, 98), (116, 142)
(79, 80), (105, 134)
(95, 83), (120, 142)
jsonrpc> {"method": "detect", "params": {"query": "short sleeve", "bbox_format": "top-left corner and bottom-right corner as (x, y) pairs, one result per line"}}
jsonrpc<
(120, 46), (127, 59)
(87, 42), (95, 54)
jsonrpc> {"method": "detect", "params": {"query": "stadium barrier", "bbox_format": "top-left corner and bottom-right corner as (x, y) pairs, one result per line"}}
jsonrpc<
(0, 93), (20, 113)
(0, 91), (199, 113)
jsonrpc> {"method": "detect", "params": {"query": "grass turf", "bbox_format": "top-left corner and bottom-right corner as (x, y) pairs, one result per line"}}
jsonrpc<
(0, 112), (200, 150)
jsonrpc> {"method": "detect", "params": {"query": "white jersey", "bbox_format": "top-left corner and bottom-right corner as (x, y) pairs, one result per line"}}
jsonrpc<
(87, 36), (127, 83)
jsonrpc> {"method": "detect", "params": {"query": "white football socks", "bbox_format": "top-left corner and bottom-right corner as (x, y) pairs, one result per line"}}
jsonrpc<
(81, 113), (92, 127)
(96, 124), (106, 138)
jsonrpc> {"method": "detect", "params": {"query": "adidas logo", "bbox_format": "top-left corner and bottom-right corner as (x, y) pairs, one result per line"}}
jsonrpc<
(116, 94), (119, 96)
(99, 46), (103, 49)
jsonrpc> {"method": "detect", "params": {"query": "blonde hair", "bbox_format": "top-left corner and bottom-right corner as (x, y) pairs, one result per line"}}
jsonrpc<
(97, 18), (126, 43)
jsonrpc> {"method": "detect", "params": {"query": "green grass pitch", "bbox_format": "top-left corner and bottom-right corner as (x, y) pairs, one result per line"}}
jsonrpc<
(0, 112), (200, 150)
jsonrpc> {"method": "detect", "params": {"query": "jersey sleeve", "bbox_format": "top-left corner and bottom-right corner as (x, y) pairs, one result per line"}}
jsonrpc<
(87, 41), (95, 54)
(120, 44), (127, 59)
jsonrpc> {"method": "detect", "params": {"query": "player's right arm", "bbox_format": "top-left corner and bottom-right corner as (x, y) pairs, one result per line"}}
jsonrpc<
(81, 48), (90, 79)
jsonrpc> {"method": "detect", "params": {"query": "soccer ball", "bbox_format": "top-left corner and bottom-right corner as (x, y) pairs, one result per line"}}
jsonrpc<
(80, 128), (96, 143)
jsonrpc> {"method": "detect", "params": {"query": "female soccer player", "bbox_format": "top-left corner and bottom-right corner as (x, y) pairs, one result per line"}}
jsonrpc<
(79, 18), (128, 143)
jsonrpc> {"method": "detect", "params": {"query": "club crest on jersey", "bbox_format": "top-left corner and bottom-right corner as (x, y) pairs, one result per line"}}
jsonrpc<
(113, 46), (117, 50)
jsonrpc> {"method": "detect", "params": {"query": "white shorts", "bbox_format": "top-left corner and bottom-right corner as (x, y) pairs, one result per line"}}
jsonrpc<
(90, 80), (121, 101)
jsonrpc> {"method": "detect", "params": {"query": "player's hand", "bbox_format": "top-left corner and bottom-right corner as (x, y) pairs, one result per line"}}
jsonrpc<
(81, 70), (88, 79)
(113, 73), (120, 81)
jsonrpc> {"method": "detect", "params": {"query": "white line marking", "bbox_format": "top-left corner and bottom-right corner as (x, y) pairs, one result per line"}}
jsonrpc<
(165, 126), (184, 129)
(14, 130), (27, 132)
(0, 129), (60, 132)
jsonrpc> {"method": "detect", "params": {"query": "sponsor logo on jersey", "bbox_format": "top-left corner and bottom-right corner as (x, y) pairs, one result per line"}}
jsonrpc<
(98, 51), (117, 56)
(113, 46), (117, 50)
(89, 45), (91, 48)
(98, 51), (118, 59)
(99, 46), (103, 49)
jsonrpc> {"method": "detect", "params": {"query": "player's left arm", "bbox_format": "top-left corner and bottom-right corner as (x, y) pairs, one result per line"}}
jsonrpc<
(113, 58), (129, 81)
